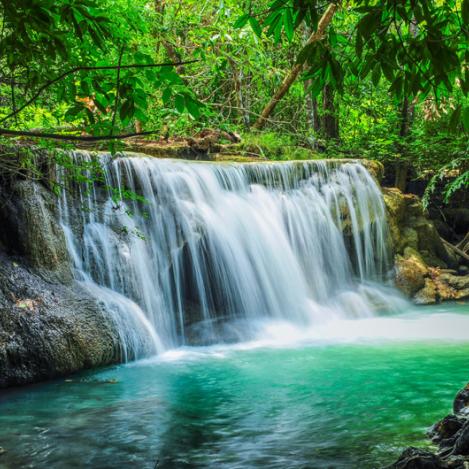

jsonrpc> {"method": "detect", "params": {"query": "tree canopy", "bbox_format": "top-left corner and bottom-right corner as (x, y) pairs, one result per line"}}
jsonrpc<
(0, 0), (467, 200)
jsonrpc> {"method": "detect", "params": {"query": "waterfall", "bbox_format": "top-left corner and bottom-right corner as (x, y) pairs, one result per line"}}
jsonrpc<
(58, 151), (404, 358)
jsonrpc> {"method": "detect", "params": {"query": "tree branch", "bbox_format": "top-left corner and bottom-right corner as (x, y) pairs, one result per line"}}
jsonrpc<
(0, 128), (162, 141)
(253, 3), (338, 130)
(0, 59), (199, 124)
(441, 237), (469, 263)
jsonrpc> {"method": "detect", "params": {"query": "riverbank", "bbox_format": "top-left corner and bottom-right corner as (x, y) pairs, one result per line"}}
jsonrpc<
(386, 382), (469, 469)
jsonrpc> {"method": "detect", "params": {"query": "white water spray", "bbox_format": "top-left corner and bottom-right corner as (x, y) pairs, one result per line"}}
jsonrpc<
(58, 152), (406, 358)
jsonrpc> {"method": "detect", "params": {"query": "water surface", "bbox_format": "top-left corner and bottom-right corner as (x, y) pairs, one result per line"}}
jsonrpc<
(1, 304), (469, 468)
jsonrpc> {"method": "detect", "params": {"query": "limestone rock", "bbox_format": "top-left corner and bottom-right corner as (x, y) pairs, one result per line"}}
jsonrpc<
(434, 273), (469, 301)
(383, 187), (462, 301)
(414, 278), (437, 305)
(395, 249), (429, 297)
(0, 180), (72, 283)
(383, 188), (456, 264)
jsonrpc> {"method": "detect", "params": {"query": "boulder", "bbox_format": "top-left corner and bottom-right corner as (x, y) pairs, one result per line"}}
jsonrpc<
(415, 278), (437, 305)
(0, 180), (72, 284)
(395, 248), (429, 297)
(0, 252), (121, 387)
(454, 385), (469, 414)
(429, 415), (464, 445)
(434, 273), (469, 301)
(383, 188), (457, 268)
(382, 187), (465, 302)
(384, 447), (447, 469)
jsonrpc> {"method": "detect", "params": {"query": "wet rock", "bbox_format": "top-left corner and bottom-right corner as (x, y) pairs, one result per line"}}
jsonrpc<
(386, 383), (469, 468)
(429, 415), (464, 446)
(385, 447), (447, 469)
(415, 278), (438, 305)
(0, 252), (121, 388)
(395, 248), (429, 297)
(0, 180), (72, 284)
(454, 385), (469, 414)
(452, 423), (469, 456)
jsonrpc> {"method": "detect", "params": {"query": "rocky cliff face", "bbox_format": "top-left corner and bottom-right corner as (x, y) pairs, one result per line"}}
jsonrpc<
(383, 187), (469, 304)
(0, 179), (122, 388)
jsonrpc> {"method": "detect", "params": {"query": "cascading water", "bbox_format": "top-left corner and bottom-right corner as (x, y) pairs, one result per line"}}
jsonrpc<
(58, 151), (405, 359)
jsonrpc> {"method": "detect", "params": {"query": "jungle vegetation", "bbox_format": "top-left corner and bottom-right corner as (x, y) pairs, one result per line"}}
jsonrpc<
(0, 0), (468, 201)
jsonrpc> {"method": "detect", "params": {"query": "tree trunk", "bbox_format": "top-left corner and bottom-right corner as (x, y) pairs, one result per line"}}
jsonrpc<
(395, 97), (415, 191)
(229, 58), (250, 128)
(321, 84), (339, 139)
(395, 20), (417, 192)
(154, 0), (186, 75)
(304, 79), (320, 133)
(253, 3), (338, 130)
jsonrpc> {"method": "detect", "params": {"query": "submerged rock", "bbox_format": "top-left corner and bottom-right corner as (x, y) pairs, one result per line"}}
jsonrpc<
(385, 447), (447, 469)
(386, 383), (469, 469)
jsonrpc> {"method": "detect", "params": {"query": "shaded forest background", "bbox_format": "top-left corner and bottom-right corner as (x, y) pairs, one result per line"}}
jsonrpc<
(0, 0), (468, 205)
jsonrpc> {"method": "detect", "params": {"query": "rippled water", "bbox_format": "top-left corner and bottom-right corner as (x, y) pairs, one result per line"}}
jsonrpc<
(1, 304), (469, 468)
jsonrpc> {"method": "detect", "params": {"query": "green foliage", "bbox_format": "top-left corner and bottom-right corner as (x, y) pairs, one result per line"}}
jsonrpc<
(240, 0), (468, 125)
(0, 0), (467, 208)
(0, 0), (200, 137)
(239, 132), (318, 160)
(423, 156), (469, 208)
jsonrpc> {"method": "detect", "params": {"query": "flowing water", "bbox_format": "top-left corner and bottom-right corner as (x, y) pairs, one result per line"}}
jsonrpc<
(2, 154), (468, 468)
(1, 304), (469, 468)
(57, 153), (405, 358)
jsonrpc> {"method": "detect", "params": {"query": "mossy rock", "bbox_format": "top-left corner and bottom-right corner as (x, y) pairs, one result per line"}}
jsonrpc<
(395, 248), (429, 297)
(0, 180), (72, 283)
(414, 278), (437, 305)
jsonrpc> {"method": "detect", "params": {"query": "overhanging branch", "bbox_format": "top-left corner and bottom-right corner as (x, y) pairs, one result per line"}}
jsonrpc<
(0, 59), (199, 124)
(0, 128), (161, 141)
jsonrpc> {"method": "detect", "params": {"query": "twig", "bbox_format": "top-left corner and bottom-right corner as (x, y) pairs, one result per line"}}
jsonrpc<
(441, 237), (469, 263)
(0, 128), (161, 141)
(0, 59), (199, 124)
(456, 232), (469, 251)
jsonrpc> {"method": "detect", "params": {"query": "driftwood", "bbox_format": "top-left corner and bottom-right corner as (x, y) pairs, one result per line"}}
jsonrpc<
(441, 237), (469, 263)
(456, 232), (469, 251)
